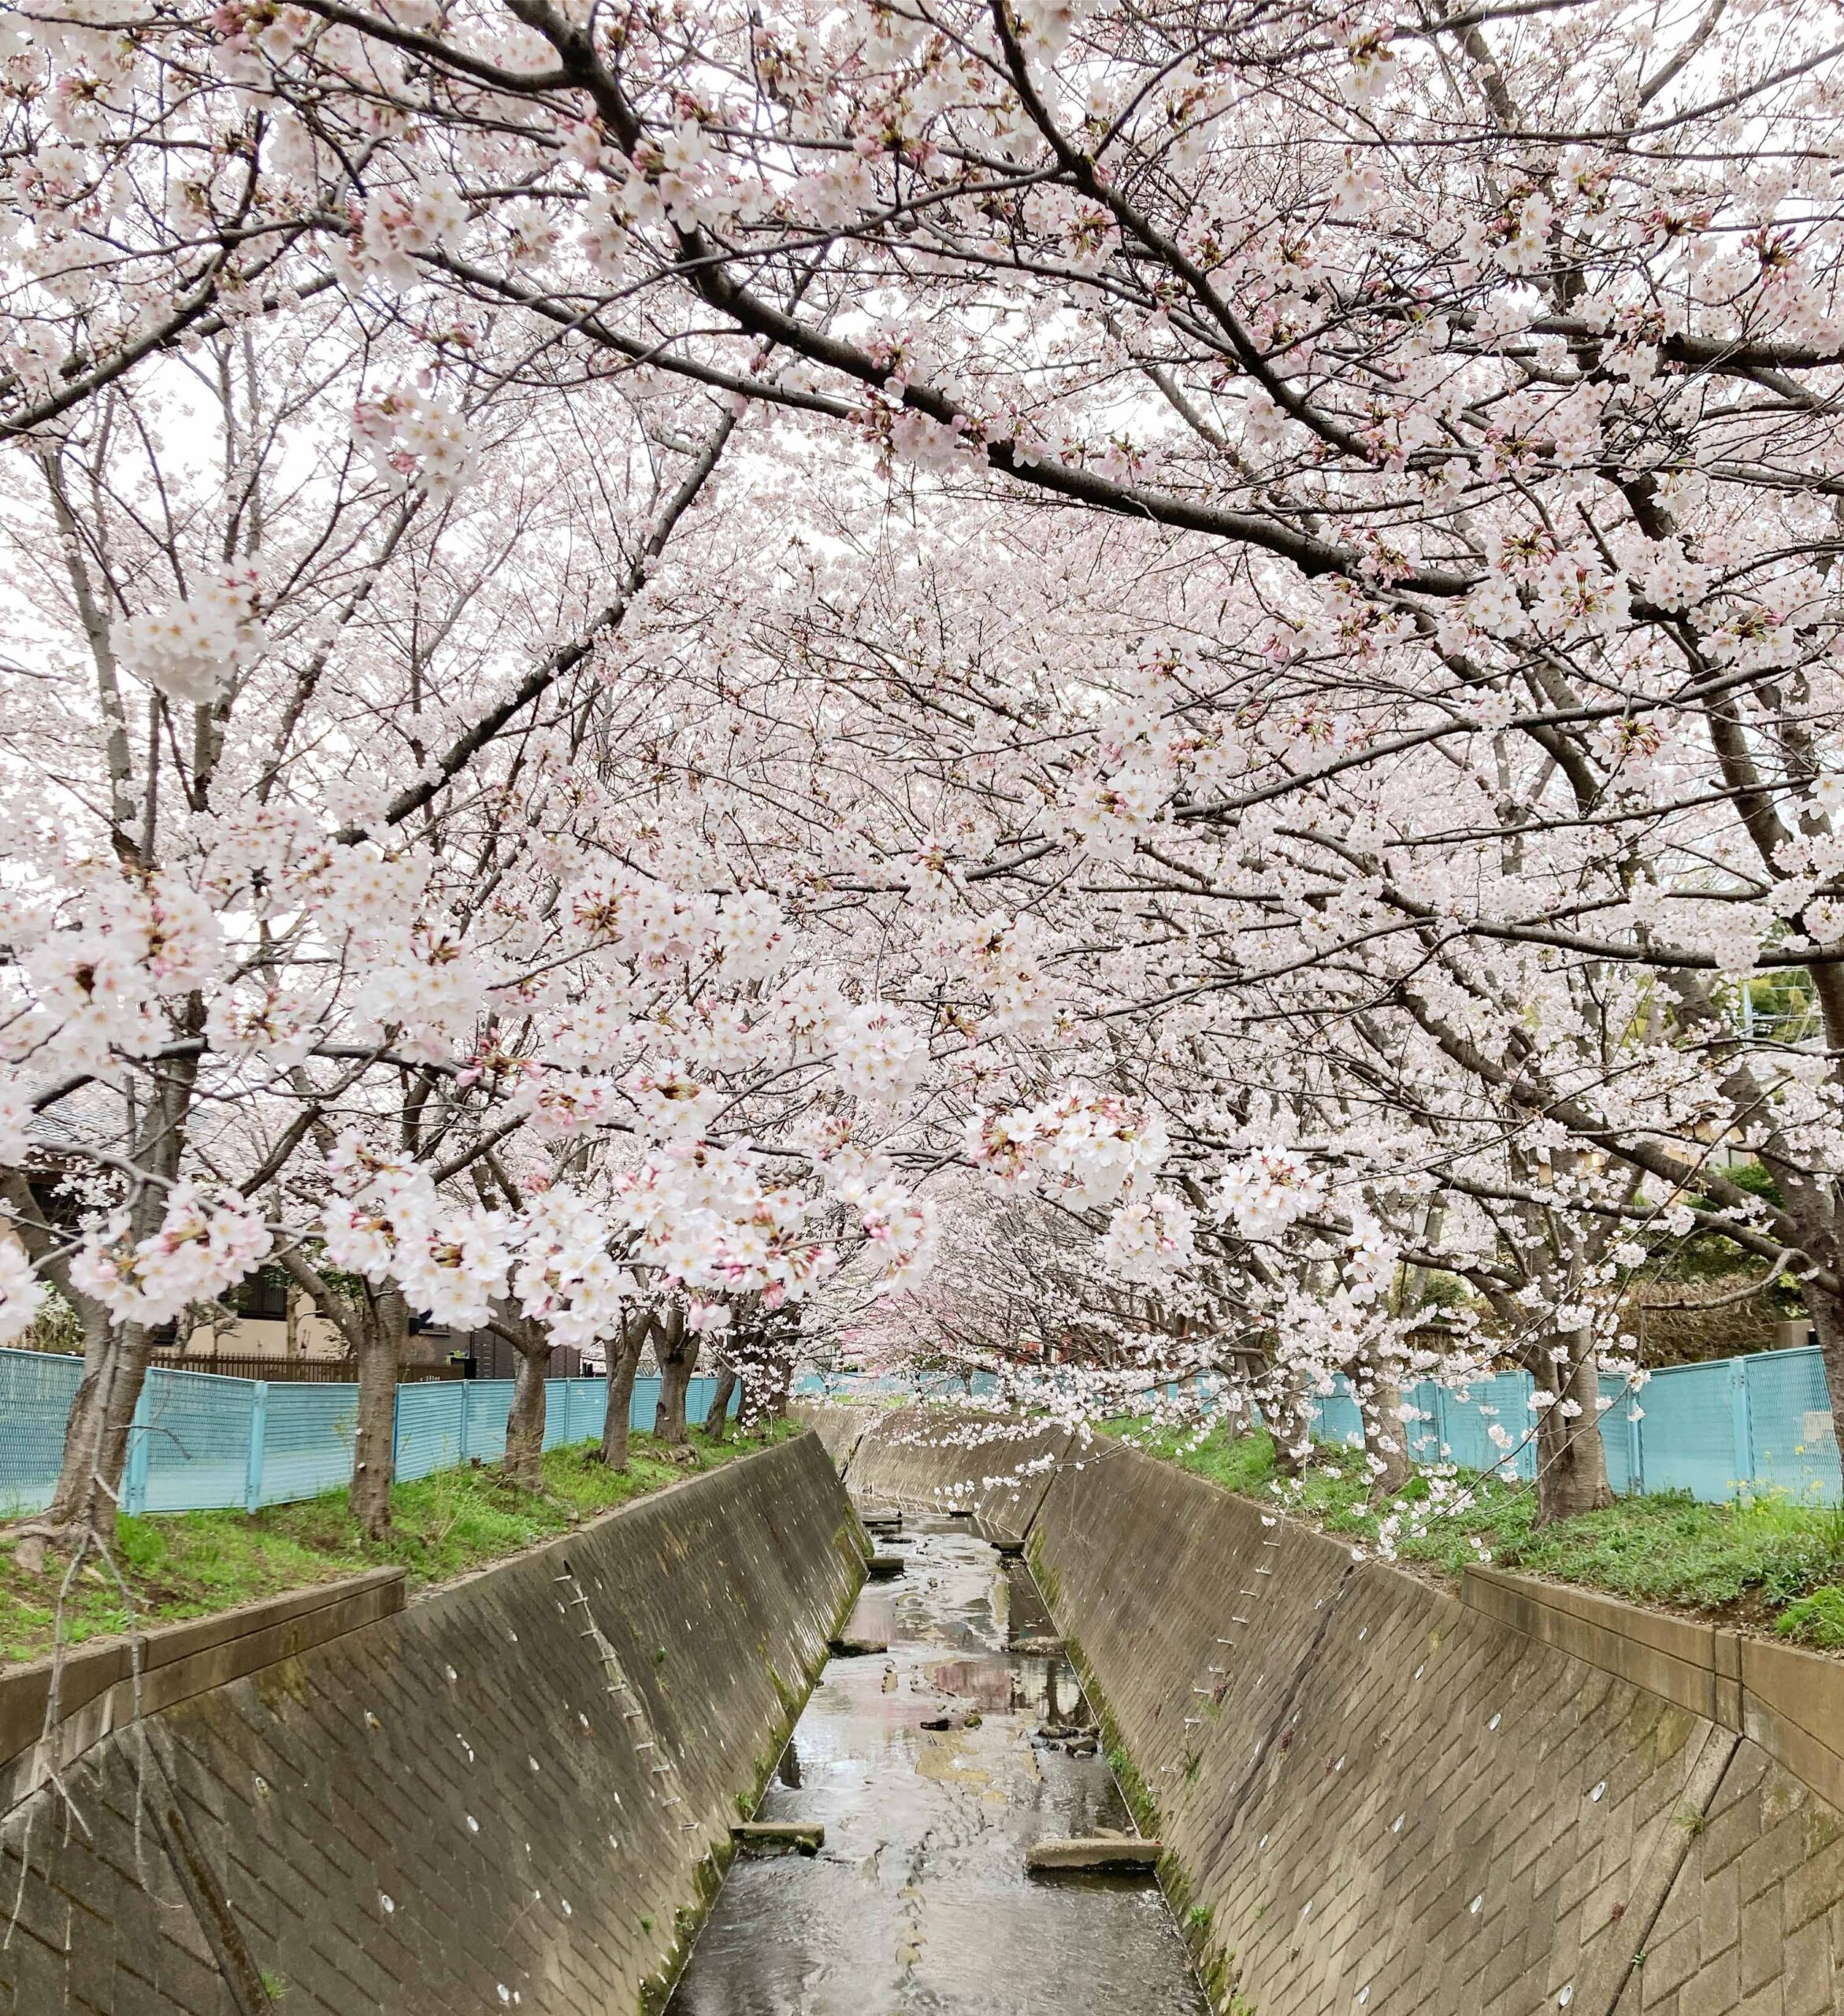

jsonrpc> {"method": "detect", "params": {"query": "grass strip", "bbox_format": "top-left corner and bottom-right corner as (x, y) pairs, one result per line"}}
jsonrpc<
(1111, 1418), (1844, 1650)
(0, 1422), (801, 1670)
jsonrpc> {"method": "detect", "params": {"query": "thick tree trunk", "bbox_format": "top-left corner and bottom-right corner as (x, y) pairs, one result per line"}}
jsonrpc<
(13, 1028), (196, 1557)
(349, 1288), (406, 1540)
(1532, 1329), (1614, 1525)
(37, 1298), (130, 1540)
(503, 1327), (549, 1491)
(703, 1362), (737, 1438)
(654, 1309), (699, 1445)
(599, 1311), (650, 1470)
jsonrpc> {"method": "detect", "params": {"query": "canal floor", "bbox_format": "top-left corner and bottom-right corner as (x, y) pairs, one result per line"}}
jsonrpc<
(665, 1515), (1211, 2014)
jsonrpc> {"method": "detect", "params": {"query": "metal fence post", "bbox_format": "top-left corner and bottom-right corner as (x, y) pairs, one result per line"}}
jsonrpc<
(244, 1381), (269, 1514)
(1730, 1357), (1754, 1496)
(1432, 1383), (1450, 1462)
(123, 1381), (153, 1518)
(1627, 1393), (1645, 1499)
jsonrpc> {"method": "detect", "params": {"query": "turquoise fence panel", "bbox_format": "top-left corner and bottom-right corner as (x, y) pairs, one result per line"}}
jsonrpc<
(687, 1374), (721, 1427)
(1600, 1373), (1638, 1496)
(1314, 1377), (1365, 1449)
(1401, 1378), (1441, 1466)
(462, 1379), (515, 1463)
(1742, 1348), (1842, 1502)
(1433, 1372), (1536, 1479)
(629, 1374), (662, 1429)
(394, 1382), (465, 1482)
(568, 1377), (608, 1442)
(4, 1338), (1833, 1517)
(573, 1377), (609, 1441)
(132, 1368), (256, 1514)
(258, 1384), (358, 1505)
(1631, 1360), (1741, 1500)
(542, 1377), (607, 1450)
(0, 1350), (84, 1515)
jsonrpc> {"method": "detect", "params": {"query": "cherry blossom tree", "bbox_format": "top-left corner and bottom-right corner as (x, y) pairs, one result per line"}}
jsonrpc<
(11, 0), (1844, 1539)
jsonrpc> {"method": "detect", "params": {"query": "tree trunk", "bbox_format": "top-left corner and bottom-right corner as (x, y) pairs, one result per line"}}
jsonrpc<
(599, 1310), (650, 1470)
(703, 1362), (737, 1439)
(1262, 1358), (1316, 1478)
(1532, 1329), (1614, 1525)
(35, 1295), (129, 1541)
(503, 1324), (549, 1491)
(756, 1344), (792, 1422)
(739, 1301), (798, 1429)
(10, 1031), (195, 1556)
(654, 1308), (699, 1445)
(350, 1288), (406, 1540)
(1364, 1358), (1412, 1499)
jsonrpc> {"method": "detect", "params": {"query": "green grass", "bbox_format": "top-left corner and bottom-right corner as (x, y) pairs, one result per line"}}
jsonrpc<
(1111, 1418), (1844, 1649)
(0, 1421), (800, 1670)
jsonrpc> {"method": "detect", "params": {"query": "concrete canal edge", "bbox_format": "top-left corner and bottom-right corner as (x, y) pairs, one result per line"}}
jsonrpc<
(0, 1431), (866, 2016)
(822, 1406), (1844, 2016)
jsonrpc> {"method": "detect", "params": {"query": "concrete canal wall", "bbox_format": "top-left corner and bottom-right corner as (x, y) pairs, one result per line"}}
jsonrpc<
(840, 1404), (1075, 1547)
(0, 1432), (863, 2016)
(835, 1415), (1844, 2016)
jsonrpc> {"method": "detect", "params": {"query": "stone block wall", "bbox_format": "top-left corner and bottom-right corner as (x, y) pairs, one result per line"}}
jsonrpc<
(0, 1432), (862, 2016)
(1026, 1443), (1844, 2016)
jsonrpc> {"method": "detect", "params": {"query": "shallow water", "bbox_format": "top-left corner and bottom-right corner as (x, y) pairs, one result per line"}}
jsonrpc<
(664, 1516), (1211, 2016)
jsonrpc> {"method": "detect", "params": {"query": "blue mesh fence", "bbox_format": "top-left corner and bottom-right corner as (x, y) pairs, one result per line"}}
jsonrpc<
(22, 1338), (1836, 1514)
(1300, 1348), (1844, 1503)
(1600, 1374), (1639, 1498)
(1742, 1348), (1843, 1504)
(0, 1351), (742, 1516)
(0, 1351), (83, 1516)
(131, 1369), (256, 1514)
(258, 1384), (361, 1506)
(394, 1381), (467, 1483)
(1633, 1362), (1746, 1501)
(460, 1380), (514, 1465)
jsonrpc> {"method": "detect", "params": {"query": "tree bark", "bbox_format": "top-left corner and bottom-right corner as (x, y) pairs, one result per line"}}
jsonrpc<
(7, 1010), (198, 1555)
(35, 1296), (128, 1542)
(349, 1288), (406, 1540)
(599, 1308), (651, 1470)
(1261, 1355), (1317, 1478)
(1363, 1358), (1413, 1499)
(703, 1361), (737, 1438)
(738, 1301), (798, 1429)
(1532, 1329), (1614, 1525)
(502, 1318), (550, 1491)
(654, 1306), (699, 1445)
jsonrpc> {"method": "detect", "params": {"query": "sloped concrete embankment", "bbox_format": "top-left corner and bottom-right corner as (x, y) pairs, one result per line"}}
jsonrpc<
(0, 1432), (864, 2016)
(842, 1404), (1074, 1547)
(790, 1398), (881, 1473)
(1031, 1443), (1844, 2016)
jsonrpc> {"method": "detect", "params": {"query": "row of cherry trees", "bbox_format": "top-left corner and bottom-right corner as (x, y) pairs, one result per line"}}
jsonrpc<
(5, 0), (1844, 1543)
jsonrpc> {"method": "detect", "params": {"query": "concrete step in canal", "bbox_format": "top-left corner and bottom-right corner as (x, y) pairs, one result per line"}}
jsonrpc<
(666, 1515), (1210, 2015)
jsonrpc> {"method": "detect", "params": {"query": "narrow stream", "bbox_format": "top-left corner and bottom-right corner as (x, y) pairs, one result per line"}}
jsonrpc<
(665, 1514), (1211, 2014)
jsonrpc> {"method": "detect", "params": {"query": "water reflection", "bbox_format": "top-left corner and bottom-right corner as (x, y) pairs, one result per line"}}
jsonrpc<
(663, 1518), (1211, 2016)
